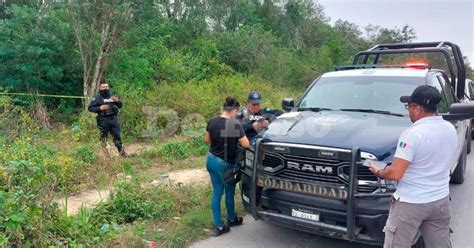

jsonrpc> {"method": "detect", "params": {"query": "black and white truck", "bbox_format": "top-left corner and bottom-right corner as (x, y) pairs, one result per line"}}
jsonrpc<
(239, 42), (473, 247)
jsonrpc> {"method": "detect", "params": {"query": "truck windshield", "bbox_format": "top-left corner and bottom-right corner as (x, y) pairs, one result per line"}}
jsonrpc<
(298, 76), (425, 116)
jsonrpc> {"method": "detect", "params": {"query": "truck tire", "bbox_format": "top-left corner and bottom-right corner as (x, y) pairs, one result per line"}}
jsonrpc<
(412, 236), (425, 248)
(450, 141), (467, 184)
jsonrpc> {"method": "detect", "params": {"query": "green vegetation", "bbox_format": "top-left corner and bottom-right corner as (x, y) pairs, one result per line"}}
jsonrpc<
(1, 0), (471, 247)
(142, 138), (206, 163)
(101, 184), (223, 248)
(0, 95), (224, 246)
(44, 181), (217, 247)
(0, 0), (428, 124)
(0, 102), (216, 246)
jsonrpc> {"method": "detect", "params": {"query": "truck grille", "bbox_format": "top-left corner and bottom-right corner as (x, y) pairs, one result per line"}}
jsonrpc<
(278, 154), (346, 184)
(262, 153), (283, 168)
(262, 152), (378, 193)
(342, 166), (379, 193)
(342, 165), (377, 181)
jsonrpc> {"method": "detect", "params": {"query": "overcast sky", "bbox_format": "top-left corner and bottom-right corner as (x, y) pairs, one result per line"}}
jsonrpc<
(318, 0), (474, 64)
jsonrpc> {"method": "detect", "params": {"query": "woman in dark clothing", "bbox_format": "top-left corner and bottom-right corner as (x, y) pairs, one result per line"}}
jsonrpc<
(205, 96), (250, 236)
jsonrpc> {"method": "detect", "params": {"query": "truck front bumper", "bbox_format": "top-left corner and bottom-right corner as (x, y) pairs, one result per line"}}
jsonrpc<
(240, 173), (389, 246)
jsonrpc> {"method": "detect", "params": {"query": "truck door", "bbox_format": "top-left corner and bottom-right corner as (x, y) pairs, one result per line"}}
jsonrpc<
(434, 74), (465, 168)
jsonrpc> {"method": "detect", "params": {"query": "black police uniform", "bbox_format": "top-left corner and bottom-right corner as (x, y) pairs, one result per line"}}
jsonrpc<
(88, 91), (124, 153)
(238, 108), (282, 142)
(238, 91), (283, 142)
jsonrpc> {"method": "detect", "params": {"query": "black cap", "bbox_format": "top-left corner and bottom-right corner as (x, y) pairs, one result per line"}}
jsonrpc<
(400, 85), (442, 111)
(248, 91), (262, 104)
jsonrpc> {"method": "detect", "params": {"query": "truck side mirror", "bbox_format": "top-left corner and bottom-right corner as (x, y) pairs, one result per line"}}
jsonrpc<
(282, 98), (294, 112)
(442, 103), (474, 121)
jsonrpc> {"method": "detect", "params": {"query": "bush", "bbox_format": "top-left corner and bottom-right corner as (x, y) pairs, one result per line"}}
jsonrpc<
(104, 183), (174, 223)
(255, 46), (315, 88)
(0, 96), (42, 139)
(0, 135), (62, 246)
(103, 185), (214, 248)
(110, 36), (233, 88)
(150, 74), (293, 120)
(215, 25), (277, 74)
(75, 111), (99, 142)
(51, 208), (109, 247)
(73, 144), (97, 164)
(113, 74), (296, 141)
(48, 181), (178, 246)
(141, 136), (207, 162)
(0, 109), (111, 246)
(158, 141), (190, 162)
(188, 134), (208, 157)
(93, 182), (175, 224)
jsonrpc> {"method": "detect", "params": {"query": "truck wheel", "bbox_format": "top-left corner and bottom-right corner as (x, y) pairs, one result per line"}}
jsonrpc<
(412, 236), (425, 248)
(450, 141), (467, 184)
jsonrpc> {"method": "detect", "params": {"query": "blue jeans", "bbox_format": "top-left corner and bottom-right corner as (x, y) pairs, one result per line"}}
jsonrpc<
(206, 152), (237, 227)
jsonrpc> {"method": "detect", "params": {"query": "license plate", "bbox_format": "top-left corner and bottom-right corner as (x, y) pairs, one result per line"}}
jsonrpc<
(291, 209), (319, 222)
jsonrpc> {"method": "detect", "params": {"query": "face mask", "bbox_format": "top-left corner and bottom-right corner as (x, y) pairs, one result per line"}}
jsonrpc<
(99, 89), (110, 98)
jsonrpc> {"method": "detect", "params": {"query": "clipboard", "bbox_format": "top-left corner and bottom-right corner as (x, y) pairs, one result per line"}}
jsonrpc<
(362, 160), (387, 169)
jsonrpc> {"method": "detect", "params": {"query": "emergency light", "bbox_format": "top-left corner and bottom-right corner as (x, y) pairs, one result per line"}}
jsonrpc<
(405, 62), (431, 69)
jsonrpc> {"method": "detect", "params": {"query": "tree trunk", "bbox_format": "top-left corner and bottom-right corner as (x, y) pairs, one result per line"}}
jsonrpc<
(68, 1), (130, 107)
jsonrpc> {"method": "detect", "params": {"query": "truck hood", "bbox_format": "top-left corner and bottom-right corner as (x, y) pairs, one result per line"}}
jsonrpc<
(262, 111), (412, 161)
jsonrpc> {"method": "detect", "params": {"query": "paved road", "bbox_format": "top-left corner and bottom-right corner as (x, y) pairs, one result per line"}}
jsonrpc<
(191, 142), (474, 248)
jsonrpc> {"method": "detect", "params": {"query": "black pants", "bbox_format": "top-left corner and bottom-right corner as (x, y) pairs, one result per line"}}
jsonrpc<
(97, 116), (123, 152)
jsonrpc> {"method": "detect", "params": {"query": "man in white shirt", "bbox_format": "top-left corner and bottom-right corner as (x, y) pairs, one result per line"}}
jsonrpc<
(368, 85), (458, 248)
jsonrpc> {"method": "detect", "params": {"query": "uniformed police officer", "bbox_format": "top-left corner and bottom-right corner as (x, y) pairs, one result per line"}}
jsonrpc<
(368, 85), (457, 248)
(238, 91), (282, 143)
(88, 81), (126, 156)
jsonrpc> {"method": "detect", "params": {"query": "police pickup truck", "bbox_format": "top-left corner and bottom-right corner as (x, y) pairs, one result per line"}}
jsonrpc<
(239, 42), (473, 247)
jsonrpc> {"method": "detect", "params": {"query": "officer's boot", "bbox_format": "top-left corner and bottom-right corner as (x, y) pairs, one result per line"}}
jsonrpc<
(119, 148), (127, 157)
(115, 140), (127, 157)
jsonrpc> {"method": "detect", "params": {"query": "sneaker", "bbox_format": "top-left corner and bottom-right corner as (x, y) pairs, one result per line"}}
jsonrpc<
(210, 224), (230, 237)
(227, 216), (243, 227)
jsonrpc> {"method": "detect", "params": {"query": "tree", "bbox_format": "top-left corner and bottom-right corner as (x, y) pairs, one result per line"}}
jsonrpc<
(216, 25), (277, 74)
(365, 24), (416, 45)
(67, 0), (132, 103)
(465, 56), (473, 79)
(0, 5), (80, 98)
(332, 20), (368, 63)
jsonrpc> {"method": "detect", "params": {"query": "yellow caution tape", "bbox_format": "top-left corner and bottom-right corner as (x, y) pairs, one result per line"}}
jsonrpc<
(0, 92), (85, 99)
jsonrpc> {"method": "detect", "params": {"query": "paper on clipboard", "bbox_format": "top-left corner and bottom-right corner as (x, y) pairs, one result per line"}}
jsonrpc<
(362, 160), (387, 169)
(277, 112), (301, 119)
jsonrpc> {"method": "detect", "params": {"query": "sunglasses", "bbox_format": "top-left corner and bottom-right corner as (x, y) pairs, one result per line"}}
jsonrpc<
(404, 104), (419, 110)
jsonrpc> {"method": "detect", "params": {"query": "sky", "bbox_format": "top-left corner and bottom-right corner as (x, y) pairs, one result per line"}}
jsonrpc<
(318, 0), (474, 65)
